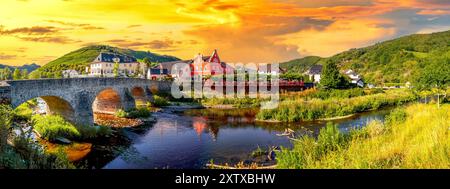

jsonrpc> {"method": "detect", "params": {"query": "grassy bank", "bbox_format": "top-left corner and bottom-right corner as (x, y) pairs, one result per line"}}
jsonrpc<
(276, 104), (450, 168)
(0, 105), (74, 169)
(257, 89), (416, 122)
(200, 97), (265, 108)
(32, 114), (112, 141)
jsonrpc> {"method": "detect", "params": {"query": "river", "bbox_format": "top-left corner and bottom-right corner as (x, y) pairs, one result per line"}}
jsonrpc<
(76, 107), (393, 169)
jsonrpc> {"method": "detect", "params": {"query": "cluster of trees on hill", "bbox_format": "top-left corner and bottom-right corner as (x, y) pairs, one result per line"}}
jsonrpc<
(0, 68), (29, 80)
(281, 30), (450, 86)
(31, 45), (179, 79)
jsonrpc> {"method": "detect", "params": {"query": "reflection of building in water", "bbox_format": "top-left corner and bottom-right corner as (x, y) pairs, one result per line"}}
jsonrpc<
(192, 117), (220, 141)
(209, 126), (219, 141)
(192, 117), (207, 136)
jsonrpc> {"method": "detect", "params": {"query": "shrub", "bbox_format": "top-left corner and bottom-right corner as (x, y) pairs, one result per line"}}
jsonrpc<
(115, 108), (151, 118)
(115, 109), (128, 118)
(151, 95), (169, 107)
(32, 114), (81, 141)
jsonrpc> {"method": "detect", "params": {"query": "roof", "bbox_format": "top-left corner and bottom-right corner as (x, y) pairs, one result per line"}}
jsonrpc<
(152, 60), (190, 73)
(149, 68), (168, 75)
(92, 52), (137, 63)
(308, 65), (323, 75)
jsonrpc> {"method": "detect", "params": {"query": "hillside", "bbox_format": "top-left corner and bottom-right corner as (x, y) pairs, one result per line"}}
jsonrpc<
(281, 30), (450, 84)
(0, 63), (40, 72)
(35, 45), (180, 78)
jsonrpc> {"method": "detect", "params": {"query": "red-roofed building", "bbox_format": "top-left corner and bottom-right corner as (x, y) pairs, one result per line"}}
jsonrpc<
(191, 49), (234, 77)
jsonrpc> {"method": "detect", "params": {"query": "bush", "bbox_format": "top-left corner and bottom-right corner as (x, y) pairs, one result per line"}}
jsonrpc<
(32, 114), (80, 141)
(151, 95), (169, 107)
(115, 108), (151, 118)
(115, 109), (128, 118)
(13, 100), (37, 121)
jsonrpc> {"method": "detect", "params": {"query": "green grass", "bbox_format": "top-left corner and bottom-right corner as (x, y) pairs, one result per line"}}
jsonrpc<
(13, 100), (37, 121)
(0, 105), (74, 169)
(32, 114), (111, 141)
(200, 97), (264, 108)
(150, 95), (170, 107)
(257, 89), (416, 122)
(276, 104), (450, 168)
(115, 107), (152, 118)
(33, 45), (179, 78)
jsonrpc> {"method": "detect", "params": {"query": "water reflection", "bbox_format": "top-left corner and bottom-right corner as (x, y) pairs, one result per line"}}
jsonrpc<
(89, 107), (392, 169)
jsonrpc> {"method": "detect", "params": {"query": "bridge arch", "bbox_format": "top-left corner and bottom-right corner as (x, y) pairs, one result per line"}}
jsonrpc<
(15, 95), (75, 123)
(92, 87), (123, 114)
(130, 86), (150, 107)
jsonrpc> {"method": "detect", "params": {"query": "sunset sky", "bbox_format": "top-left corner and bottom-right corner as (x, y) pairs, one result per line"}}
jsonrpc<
(0, 0), (449, 66)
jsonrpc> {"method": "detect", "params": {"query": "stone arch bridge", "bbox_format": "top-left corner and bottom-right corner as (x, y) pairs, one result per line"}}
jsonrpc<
(0, 78), (172, 125)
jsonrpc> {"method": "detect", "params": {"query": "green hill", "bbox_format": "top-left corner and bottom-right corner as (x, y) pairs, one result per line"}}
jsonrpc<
(281, 30), (450, 85)
(34, 45), (180, 78)
(279, 56), (322, 73)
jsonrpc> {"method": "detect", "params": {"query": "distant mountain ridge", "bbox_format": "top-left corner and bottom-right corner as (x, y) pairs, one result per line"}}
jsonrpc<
(34, 45), (180, 78)
(0, 63), (40, 72)
(280, 30), (450, 84)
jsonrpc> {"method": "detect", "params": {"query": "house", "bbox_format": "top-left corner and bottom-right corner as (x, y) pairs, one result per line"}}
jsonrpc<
(149, 60), (191, 79)
(257, 64), (286, 75)
(191, 49), (234, 77)
(148, 68), (169, 80)
(62, 70), (79, 78)
(305, 65), (323, 83)
(89, 52), (142, 77)
(344, 69), (364, 87)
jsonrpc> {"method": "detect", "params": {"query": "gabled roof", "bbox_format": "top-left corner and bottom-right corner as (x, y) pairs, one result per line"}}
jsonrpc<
(93, 52), (137, 63)
(308, 65), (323, 75)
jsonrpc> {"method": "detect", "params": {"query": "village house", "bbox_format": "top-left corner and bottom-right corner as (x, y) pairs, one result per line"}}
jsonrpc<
(62, 69), (80, 78)
(150, 49), (234, 80)
(148, 60), (191, 80)
(89, 52), (143, 77)
(344, 69), (364, 87)
(191, 49), (234, 77)
(257, 64), (286, 75)
(305, 65), (323, 83)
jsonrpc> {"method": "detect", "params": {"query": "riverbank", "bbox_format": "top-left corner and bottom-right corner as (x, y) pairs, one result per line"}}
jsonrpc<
(256, 89), (416, 122)
(276, 103), (450, 168)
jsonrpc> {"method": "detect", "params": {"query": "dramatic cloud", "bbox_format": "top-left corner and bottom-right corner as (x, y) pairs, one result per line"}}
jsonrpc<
(0, 26), (58, 35)
(18, 36), (79, 44)
(0, 53), (17, 60)
(0, 0), (449, 65)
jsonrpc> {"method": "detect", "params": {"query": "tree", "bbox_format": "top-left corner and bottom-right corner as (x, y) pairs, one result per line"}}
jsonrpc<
(2, 67), (12, 80)
(113, 62), (119, 77)
(320, 61), (348, 89)
(414, 56), (450, 108)
(21, 69), (28, 79)
(13, 68), (21, 80)
(28, 70), (41, 79)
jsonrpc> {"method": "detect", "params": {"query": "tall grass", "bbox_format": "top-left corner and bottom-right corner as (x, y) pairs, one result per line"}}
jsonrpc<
(257, 89), (416, 122)
(32, 114), (112, 141)
(276, 104), (450, 168)
(200, 97), (264, 108)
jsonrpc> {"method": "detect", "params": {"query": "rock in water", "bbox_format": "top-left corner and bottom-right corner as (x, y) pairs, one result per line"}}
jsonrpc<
(55, 137), (72, 144)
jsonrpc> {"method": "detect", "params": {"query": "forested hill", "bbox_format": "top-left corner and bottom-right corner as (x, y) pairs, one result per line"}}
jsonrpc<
(34, 45), (180, 78)
(280, 30), (450, 84)
(0, 63), (40, 72)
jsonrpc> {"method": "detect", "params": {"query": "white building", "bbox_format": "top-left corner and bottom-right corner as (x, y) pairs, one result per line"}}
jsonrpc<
(89, 52), (143, 77)
(305, 65), (323, 83)
(344, 69), (364, 87)
(62, 70), (80, 78)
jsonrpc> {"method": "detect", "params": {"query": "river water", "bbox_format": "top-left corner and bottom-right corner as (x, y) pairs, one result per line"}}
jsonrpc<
(77, 107), (393, 169)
